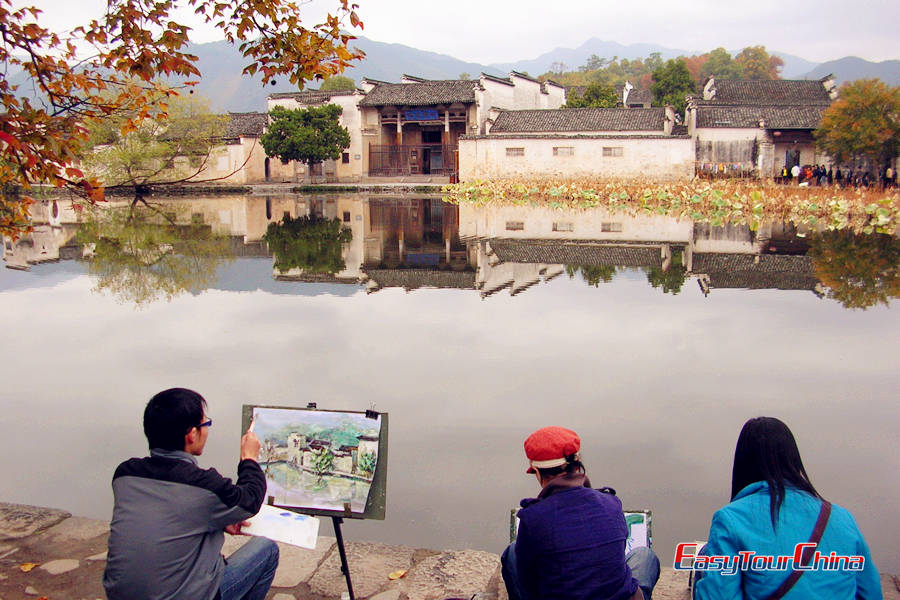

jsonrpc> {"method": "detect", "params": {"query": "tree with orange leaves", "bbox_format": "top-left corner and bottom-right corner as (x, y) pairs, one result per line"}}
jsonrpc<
(0, 0), (364, 238)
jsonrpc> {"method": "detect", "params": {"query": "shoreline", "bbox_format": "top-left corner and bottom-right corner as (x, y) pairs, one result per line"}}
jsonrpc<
(2, 502), (898, 600)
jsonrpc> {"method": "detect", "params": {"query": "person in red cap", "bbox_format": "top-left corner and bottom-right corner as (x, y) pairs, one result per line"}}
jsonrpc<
(501, 426), (660, 600)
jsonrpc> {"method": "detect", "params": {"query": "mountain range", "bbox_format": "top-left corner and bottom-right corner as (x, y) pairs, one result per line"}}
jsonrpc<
(9, 36), (899, 112)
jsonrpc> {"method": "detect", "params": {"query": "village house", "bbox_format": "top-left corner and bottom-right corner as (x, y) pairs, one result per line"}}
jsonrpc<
(686, 76), (837, 178)
(458, 106), (693, 181)
(267, 89), (366, 182)
(266, 73), (565, 183)
(184, 112), (271, 184)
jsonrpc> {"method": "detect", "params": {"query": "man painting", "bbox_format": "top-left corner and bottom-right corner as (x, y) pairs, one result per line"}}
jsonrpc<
(103, 388), (278, 600)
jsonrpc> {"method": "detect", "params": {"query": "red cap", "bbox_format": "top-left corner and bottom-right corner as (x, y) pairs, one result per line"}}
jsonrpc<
(523, 426), (580, 473)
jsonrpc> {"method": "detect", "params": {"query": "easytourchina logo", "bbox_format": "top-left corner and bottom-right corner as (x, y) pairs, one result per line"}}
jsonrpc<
(673, 543), (866, 576)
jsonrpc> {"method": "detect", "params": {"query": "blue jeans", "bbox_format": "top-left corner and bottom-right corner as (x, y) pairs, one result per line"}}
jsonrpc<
(220, 536), (279, 600)
(501, 542), (660, 600)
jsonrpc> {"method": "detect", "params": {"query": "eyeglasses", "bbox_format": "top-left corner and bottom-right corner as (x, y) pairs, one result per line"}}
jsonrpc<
(198, 418), (213, 428)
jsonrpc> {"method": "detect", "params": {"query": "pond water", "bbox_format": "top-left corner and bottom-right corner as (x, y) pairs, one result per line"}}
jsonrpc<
(1, 193), (898, 573)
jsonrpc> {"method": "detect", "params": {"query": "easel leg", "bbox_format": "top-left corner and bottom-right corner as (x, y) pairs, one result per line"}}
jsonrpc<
(332, 517), (355, 600)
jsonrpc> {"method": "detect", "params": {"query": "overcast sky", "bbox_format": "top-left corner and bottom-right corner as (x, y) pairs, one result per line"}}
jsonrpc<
(23, 0), (900, 65)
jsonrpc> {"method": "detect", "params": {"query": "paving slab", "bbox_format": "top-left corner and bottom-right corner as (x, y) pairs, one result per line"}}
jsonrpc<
(307, 541), (417, 599)
(272, 594), (296, 600)
(39, 558), (80, 575)
(401, 549), (500, 600)
(86, 551), (107, 561)
(653, 568), (690, 600)
(271, 536), (336, 588)
(0, 503), (70, 540)
(369, 588), (401, 600)
(41, 516), (110, 542)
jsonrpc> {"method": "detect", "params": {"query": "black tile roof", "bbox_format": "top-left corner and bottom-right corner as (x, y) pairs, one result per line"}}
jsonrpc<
(615, 85), (653, 105)
(490, 241), (667, 268)
(490, 107), (666, 133)
(706, 79), (830, 105)
(225, 112), (267, 138)
(693, 253), (817, 290)
(267, 89), (358, 103)
(358, 80), (479, 107)
(695, 105), (827, 129)
(364, 268), (476, 291)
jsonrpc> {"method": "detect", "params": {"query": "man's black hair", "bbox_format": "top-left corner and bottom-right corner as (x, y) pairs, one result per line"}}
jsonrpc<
(731, 416), (822, 529)
(143, 388), (207, 451)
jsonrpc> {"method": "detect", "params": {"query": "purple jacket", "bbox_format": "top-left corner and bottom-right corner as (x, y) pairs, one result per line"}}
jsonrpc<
(515, 473), (640, 600)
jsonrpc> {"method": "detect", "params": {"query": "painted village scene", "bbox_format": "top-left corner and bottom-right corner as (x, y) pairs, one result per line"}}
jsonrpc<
(251, 407), (382, 514)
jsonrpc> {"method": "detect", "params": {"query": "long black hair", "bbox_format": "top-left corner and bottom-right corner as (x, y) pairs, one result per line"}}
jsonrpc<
(731, 417), (822, 528)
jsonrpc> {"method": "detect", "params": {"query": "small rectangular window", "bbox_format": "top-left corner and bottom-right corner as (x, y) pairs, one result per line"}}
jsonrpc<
(505, 221), (525, 231)
(602, 146), (623, 157)
(553, 146), (574, 157)
(342, 152), (350, 164)
(552, 222), (574, 232)
(343, 211), (351, 222)
(601, 222), (623, 232)
(506, 147), (525, 157)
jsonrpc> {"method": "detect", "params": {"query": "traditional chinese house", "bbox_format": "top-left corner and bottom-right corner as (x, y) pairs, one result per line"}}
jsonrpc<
(357, 73), (565, 179)
(686, 76), (837, 178)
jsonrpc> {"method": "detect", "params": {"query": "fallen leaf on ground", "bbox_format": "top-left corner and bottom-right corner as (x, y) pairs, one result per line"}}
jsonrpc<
(388, 569), (408, 580)
(19, 562), (40, 572)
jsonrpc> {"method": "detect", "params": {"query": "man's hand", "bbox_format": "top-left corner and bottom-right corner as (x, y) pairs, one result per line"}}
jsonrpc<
(241, 430), (261, 462)
(225, 520), (251, 535)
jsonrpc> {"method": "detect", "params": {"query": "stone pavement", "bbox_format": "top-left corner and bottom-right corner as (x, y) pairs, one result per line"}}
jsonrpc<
(1, 503), (897, 600)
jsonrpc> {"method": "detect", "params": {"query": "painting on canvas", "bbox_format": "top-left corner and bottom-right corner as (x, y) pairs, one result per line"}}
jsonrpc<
(248, 407), (383, 515)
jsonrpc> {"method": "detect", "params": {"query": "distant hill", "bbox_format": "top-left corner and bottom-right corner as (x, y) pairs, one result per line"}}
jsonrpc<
(772, 52), (820, 79)
(6, 37), (899, 113)
(800, 56), (900, 85)
(490, 38), (694, 76)
(184, 36), (502, 112)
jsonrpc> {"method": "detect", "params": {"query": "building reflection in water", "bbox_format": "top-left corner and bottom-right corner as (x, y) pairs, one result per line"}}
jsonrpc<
(4, 194), (898, 309)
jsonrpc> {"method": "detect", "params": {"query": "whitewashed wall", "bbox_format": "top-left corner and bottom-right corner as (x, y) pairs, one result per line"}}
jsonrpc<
(459, 135), (694, 180)
(458, 205), (694, 242)
(266, 92), (365, 182)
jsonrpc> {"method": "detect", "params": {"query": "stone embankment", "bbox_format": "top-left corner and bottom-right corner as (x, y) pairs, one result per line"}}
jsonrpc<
(1, 503), (898, 600)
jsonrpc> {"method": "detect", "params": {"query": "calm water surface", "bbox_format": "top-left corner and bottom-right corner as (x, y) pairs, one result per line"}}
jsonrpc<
(1, 193), (898, 573)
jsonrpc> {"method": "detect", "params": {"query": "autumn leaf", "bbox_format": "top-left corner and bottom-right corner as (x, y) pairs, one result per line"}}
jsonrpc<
(19, 562), (40, 572)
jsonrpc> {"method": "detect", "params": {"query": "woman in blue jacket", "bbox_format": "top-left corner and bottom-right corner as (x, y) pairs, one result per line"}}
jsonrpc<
(694, 417), (882, 600)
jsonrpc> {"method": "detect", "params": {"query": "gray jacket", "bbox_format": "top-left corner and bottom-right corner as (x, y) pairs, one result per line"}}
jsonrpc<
(102, 449), (266, 600)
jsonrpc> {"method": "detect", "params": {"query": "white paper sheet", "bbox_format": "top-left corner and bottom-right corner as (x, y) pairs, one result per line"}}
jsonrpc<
(243, 505), (320, 549)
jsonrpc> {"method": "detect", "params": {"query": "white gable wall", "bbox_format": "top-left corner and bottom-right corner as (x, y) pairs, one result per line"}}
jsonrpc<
(459, 136), (693, 180)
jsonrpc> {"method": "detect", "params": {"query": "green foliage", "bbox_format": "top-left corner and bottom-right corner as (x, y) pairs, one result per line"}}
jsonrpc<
(645, 250), (687, 295)
(651, 59), (695, 114)
(700, 48), (744, 81)
(319, 75), (356, 91)
(458, 72), (471, 80)
(75, 203), (232, 306)
(734, 46), (783, 80)
(311, 447), (335, 482)
(809, 230), (900, 309)
(566, 83), (618, 108)
(816, 79), (900, 168)
(565, 264), (617, 286)
(82, 96), (228, 188)
(444, 178), (900, 235)
(357, 451), (376, 477)
(261, 104), (351, 166)
(264, 214), (352, 274)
